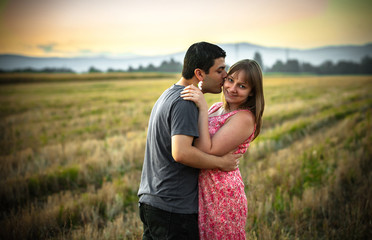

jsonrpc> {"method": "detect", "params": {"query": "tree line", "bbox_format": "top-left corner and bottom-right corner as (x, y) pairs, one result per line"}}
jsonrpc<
(251, 52), (372, 75)
(1, 54), (371, 75)
(264, 55), (372, 74)
(126, 58), (182, 73)
(0, 67), (75, 73)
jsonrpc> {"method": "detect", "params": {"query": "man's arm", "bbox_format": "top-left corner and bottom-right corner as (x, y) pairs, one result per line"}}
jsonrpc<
(171, 134), (240, 171)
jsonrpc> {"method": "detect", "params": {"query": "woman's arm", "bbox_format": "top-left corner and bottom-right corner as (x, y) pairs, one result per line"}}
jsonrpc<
(206, 111), (255, 156)
(171, 134), (241, 171)
(180, 85), (212, 153)
(181, 85), (255, 156)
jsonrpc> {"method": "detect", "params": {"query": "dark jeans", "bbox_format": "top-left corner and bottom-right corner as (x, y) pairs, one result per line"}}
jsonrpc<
(139, 203), (199, 240)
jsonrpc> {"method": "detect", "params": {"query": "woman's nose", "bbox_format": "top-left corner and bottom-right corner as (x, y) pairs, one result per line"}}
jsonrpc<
(230, 84), (238, 92)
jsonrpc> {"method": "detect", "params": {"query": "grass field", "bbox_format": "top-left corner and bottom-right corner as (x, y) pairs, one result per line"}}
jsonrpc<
(0, 73), (371, 239)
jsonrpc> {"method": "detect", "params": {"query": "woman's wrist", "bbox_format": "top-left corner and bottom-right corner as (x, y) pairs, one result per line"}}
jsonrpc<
(198, 104), (208, 112)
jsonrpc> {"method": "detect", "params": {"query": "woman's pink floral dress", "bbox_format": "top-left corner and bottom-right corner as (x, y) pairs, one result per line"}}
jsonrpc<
(199, 102), (256, 240)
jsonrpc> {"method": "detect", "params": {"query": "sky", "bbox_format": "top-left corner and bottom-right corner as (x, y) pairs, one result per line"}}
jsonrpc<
(0, 0), (371, 57)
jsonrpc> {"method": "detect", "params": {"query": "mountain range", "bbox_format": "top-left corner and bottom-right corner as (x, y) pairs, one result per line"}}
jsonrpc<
(0, 42), (371, 73)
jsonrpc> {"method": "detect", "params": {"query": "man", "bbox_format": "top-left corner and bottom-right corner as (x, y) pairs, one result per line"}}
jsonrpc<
(138, 42), (241, 239)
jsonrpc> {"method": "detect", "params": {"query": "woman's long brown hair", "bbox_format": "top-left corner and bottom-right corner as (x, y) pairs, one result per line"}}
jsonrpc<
(222, 59), (265, 140)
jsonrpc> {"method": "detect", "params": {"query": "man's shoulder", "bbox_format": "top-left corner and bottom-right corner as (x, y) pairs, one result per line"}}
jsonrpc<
(167, 84), (185, 93)
(173, 95), (197, 111)
(160, 84), (184, 100)
(165, 85), (196, 107)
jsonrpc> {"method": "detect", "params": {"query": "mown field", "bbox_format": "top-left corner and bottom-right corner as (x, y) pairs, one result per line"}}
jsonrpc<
(0, 73), (371, 240)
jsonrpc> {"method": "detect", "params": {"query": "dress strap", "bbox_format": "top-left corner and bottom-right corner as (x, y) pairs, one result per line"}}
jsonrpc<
(208, 102), (223, 115)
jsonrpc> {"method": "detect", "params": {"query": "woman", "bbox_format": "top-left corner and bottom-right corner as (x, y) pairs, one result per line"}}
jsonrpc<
(181, 59), (265, 239)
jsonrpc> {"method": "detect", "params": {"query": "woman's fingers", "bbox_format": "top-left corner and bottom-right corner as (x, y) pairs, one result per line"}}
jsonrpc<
(184, 84), (201, 92)
(180, 85), (203, 102)
(180, 89), (198, 96)
(180, 91), (196, 100)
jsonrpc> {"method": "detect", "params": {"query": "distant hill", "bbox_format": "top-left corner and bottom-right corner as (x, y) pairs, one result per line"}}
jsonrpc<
(1, 43), (371, 72)
(221, 43), (372, 68)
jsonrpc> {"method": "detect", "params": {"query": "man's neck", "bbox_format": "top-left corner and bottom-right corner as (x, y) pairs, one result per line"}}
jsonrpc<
(176, 77), (198, 88)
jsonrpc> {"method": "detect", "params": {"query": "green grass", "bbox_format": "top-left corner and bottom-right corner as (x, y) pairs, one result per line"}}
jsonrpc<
(0, 74), (371, 239)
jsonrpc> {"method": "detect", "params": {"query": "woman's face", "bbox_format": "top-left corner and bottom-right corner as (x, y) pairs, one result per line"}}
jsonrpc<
(223, 70), (252, 110)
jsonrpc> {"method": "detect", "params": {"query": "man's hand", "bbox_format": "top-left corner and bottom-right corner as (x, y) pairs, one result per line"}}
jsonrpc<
(219, 150), (242, 171)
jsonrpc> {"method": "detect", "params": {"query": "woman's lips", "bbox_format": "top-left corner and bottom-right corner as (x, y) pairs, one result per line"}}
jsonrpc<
(225, 90), (237, 98)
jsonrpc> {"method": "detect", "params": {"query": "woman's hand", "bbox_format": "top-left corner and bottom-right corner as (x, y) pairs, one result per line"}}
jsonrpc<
(180, 85), (208, 111)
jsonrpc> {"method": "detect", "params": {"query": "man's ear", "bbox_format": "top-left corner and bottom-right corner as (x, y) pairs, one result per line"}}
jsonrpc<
(194, 69), (204, 81)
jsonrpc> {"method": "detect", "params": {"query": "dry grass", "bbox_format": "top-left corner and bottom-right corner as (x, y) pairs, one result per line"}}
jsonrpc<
(0, 74), (371, 239)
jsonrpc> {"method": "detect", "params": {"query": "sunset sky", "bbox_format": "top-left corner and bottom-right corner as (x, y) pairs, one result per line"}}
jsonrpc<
(0, 0), (371, 57)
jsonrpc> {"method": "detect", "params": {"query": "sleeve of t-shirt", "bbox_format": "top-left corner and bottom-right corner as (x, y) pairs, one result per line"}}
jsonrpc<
(170, 99), (199, 138)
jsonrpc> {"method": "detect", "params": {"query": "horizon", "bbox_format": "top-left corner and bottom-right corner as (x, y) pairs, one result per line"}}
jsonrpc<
(1, 41), (371, 59)
(1, 0), (371, 58)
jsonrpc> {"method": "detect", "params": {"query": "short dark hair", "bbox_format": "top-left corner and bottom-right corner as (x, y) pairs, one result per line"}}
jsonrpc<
(182, 42), (226, 79)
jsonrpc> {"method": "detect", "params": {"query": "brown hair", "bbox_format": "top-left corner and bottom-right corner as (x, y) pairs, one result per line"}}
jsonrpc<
(222, 59), (265, 140)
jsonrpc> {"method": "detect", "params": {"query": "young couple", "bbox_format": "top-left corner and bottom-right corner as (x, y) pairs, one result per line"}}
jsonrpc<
(138, 42), (265, 239)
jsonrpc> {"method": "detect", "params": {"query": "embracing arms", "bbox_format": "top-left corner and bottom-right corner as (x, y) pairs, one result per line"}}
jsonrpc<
(181, 85), (255, 156)
(171, 134), (241, 171)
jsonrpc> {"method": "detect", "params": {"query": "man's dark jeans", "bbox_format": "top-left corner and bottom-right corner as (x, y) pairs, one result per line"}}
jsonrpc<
(139, 203), (199, 240)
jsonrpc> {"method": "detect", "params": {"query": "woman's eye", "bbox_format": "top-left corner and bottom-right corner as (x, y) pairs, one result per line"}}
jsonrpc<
(239, 85), (246, 89)
(228, 78), (233, 82)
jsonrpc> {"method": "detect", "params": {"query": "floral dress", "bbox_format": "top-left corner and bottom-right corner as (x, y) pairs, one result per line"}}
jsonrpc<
(198, 102), (256, 240)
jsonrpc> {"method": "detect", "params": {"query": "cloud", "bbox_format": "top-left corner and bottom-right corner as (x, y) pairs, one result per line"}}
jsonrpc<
(37, 43), (56, 53)
(76, 49), (139, 58)
(78, 49), (110, 57)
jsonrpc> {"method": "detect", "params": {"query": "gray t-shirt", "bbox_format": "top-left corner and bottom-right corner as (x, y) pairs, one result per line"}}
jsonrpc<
(138, 84), (200, 214)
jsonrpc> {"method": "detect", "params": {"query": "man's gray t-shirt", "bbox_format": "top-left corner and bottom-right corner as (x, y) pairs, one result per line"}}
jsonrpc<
(138, 84), (200, 214)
